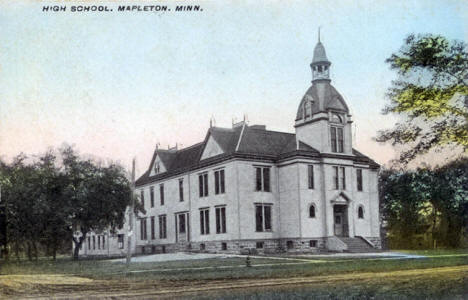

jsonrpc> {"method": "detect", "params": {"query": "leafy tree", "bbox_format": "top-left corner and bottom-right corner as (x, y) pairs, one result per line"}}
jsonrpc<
(61, 147), (132, 260)
(377, 34), (468, 163)
(34, 151), (70, 260)
(380, 158), (468, 249)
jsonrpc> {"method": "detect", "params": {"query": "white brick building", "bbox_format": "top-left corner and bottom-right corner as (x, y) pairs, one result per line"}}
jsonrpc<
(76, 39), (381, 257)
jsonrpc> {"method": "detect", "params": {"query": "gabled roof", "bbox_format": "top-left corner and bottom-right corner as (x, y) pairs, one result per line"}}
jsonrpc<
(135, 124), (378, 186)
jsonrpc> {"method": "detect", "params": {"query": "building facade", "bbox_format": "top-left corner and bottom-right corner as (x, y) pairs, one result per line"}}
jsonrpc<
(76, 40), (381, 257)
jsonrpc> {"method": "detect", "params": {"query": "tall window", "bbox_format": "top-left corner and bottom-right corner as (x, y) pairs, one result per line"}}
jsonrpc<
(333, 166), (346, 190)
(159, 215), (167, 239)
(98, 236), (101, 249)
(309, 204), (316, 218)
(330, 127), (344, 153)
(92, 236), (95, 250)
(200, 208), (210, 235)
(118, 234), (124, 249)
(255, 167), (270, 192)
(88, 236), (90, 250)
(160, 184), (164, 205)
(357, 169), (363, 191)
(178, 214), (186, 234)
(255, 204), (272, 232)
(216, 206), (226, 234)
(308, 165), (314, 189)
(179, 179), (184, 201)
(199, 173), (209, 197)
(340, 167), (346, 190)
(214, 169), (225, 194)
(358, 206), (364, 219)
(333, 166), (339, 190)
(150, 186), (154, 208)
(140, 190), (145, 209)
(102, 236), (105, 249)
(150, 216), (155, 240)
(304, 101), (311, 118)
(140, 218), (147, 240)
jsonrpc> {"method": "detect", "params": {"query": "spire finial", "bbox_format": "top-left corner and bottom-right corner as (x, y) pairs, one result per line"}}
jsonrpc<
(318, 26), (321, 43)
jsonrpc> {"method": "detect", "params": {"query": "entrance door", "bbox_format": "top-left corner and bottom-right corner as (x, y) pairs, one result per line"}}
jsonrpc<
(334, 212), (344, 236)
(175, 213), (189, 242)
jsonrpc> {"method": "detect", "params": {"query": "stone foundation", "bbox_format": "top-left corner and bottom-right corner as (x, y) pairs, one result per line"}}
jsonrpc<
(136, 238), (328, 255)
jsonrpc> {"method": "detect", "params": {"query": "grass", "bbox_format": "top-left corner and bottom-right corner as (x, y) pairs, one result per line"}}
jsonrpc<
(0, 250), (467, 298)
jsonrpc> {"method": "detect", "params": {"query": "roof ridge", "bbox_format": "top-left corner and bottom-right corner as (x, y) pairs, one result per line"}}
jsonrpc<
(210, 127), (235, 132)
(255, 128), (295, 135)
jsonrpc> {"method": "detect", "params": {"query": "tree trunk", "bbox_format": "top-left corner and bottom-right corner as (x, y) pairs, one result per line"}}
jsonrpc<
(27, 241), (32, 261)
(72, 232), (86, 260)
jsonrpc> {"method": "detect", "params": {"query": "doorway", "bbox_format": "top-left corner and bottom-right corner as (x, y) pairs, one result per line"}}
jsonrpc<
(333, 205), (348, 237)
(175, 212), (190, 243)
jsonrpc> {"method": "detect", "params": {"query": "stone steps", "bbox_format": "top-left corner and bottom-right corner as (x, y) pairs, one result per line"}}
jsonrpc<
(338, 237), (375, 253)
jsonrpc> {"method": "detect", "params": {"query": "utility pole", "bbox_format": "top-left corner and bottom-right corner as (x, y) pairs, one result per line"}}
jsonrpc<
(126, 158), (136, 266)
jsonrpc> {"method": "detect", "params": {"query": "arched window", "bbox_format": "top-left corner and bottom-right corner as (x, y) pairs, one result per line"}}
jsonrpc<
(304, 101), (311, 118)
(331, 113), (343, 123)
(358, 206), (364, 219)
(309, 204), (316, 218)
(154, 163), (160, 174)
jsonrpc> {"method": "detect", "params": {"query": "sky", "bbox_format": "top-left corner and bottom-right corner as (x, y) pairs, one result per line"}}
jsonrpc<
(0, 0), (467, 176)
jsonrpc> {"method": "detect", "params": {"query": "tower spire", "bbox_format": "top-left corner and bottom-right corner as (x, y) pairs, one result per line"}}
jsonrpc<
(318, 26), (321, 43)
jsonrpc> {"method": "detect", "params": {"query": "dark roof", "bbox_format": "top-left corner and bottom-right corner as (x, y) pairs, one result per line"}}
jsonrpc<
(296, 83), (349, 120)
(135, 124), (379, 186)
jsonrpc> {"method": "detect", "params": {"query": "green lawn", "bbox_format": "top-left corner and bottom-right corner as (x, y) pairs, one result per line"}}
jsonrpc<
(1, 251), (467, 299)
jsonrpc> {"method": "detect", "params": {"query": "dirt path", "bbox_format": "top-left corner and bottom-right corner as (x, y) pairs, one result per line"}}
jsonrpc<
(4, 265), (466, 299)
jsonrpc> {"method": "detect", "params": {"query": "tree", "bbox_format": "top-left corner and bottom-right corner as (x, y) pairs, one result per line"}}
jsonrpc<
(380, 158), (468, 249)
(61, 147), (132, 260)
(376, 34), (468, 163)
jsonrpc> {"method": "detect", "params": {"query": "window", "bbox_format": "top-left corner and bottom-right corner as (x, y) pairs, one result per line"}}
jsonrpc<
(333, 166), (346, 190)
(287, 240), (294, 249)
(150, 186), (154, 208)
(98, 236), (101, 249)
(92, 236), (95, 250)
(200, 208), (210, 235)
(357, 169), (363, 191)
(309, 204), (316, 218)
(331, 113), (343, 123)
(333, 166), (339, 190)
(358, 206), (364, 219)
(330, 127), (344, 153)
(221, 242), (227, 251)
(216, 206), (226, 234)
(154, 162), (160, 174)
(304, 101), (311, 118)
(308, 165), (314, 189)
(87, 236), (90, 250)
(214, 169), (225, 194)
(256, 242), (264, 249)
(140, 190), (145, 209)
(200, 243), (206, 251)
(340, 167), (346, 190)
(102, 236), (105, 249)
(309, 240), (317, 248)
(159, 215), (167, 239)
(178, 214), (186, 234)
(179, 179), (184, 201)
(151, 216), (155, 240)
(199, 173), (209, 197)
(255, 204), (272, 232)
(140, 218), (147, 240)
(118, 234), (124, 249)
(255, 167), (271, 192)
(160, 184), (164, 205)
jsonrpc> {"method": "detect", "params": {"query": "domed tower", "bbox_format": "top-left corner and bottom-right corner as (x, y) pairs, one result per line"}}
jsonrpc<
(295, 36), (353, 154)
